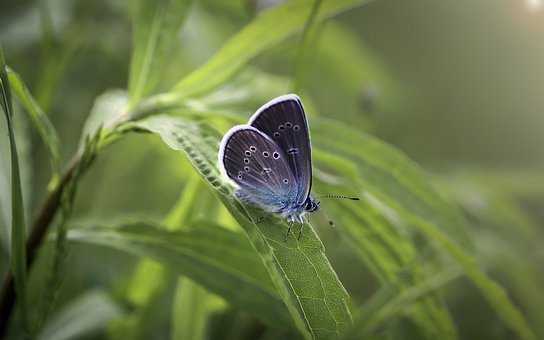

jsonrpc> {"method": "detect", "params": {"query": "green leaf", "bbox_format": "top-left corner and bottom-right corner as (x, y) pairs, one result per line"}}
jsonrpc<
(67, 222), (291, 329)
(312, 119), (536, 340)
(0, 45), (29, 331)
(129, 115), (352, 339)
(171, 278), (210, 340)
(37, 290), (123, 340)
(128, 0), (194, 107)
(6, 66), (61, 178)
(342, 268), (462, 339)
(173, 0), (373, 98)
(79, 89), (129, 148)
(319, 177), (458, 339)
(0, 108), (32, 255)
(312, 118), (473, 246)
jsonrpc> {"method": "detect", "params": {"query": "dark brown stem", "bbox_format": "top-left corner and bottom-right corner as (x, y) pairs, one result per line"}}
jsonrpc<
(0, 156), (80, 338)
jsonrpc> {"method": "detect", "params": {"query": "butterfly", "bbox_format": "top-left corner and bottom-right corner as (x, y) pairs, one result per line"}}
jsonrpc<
(218, 94), (317, 235)
(219, 94), (337, 239)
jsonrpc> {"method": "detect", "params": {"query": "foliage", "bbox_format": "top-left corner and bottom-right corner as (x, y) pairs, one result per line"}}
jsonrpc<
(0, 1), (542, 340)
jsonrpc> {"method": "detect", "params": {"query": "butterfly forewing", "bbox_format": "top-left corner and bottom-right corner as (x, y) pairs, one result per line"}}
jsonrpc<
(249, 94), (312, 206)
(220, 126), (298, 212)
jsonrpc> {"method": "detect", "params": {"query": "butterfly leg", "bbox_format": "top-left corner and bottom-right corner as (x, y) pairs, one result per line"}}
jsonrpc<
(284, 221), (293, 242)
(296, 215), (306, 240)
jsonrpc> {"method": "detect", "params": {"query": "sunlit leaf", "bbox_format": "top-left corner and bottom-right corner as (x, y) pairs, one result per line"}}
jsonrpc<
(128, 0), (194, 107)
(173, 0), (373, 98)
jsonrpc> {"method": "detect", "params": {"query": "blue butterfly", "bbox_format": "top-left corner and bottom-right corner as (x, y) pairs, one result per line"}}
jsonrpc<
(219, 94), (320, 237)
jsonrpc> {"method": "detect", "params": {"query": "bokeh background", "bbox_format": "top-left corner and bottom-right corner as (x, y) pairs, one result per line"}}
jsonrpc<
(1, 0), (543, 339)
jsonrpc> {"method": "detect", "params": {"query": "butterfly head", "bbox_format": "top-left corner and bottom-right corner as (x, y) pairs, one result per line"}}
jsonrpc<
(304, 196), (320, 213)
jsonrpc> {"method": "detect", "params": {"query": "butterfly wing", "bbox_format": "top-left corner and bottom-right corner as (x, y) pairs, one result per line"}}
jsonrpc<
(219, 126), (298, 212)
(248, 94), (312, 206)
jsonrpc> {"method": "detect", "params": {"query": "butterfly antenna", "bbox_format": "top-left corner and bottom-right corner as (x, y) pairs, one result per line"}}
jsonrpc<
(317, 194), (360, 201)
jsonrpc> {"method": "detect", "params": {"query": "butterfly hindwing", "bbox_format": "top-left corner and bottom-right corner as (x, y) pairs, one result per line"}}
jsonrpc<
(249, 94), (312, 206)
(219, 126), (298, 212)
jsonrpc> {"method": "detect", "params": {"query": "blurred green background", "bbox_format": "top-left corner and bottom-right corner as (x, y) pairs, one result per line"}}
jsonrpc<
(1, 0), (543, 339)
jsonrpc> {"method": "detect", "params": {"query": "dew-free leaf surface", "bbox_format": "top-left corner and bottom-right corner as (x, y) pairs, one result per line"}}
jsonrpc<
(129, 115), (353, 339)
(67, 222), (291, 329)
(173, 0), (373, 98)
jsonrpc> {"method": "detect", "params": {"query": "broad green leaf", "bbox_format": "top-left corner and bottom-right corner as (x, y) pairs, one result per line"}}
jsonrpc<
(128, 0), (194, 107)
(6, 66), (60, 178)
(130, 115), (352, 339)
(173, 0), (373, 98)
(0, 45), (29, 331)
(312, 118), (536, 340)
(67, 222), (291, 329)
(37, 290), (122, 340)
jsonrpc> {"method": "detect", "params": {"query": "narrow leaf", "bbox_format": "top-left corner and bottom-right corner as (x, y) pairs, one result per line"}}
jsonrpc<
(37, 290), (123, 340)
(128, 0), (193, 107)
(67, 222), (291, 328)
(172, 278), (209, 340)
(129, 115), (352, 339)
(173, 0), (373, 98)
(312, 119), (536, 340)
(0, 45), (29, 331)
(6, 66), (60, 178)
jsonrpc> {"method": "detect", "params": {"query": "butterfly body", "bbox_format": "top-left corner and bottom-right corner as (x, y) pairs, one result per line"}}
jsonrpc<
(219, 94), (319, 227)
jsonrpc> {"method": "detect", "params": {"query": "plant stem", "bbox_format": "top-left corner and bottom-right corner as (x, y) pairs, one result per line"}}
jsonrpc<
(0, 155), (80, 338)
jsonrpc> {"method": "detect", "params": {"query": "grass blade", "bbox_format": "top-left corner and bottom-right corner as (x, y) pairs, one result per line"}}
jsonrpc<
(128, 0), (194, 107)
(172, 278), (210, 340)
(6, 67), (61, 180)
(173, 0), (373, 98)
(0, 45), (29, 333)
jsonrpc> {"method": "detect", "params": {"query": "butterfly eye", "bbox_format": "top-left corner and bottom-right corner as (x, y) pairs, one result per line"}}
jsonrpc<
(273, 132), (280, 137)
(293, 125), (300, 131)
(250, 146), (257, 152)
(283, 179), (289, 184)
(244, 158), (250, 164)
(245, 150), (251, 156)
(262, 151), (269, 157)
(273, 152), (280, 159)
(278, 124), (285, 130)
(285, 122), (292, 128)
